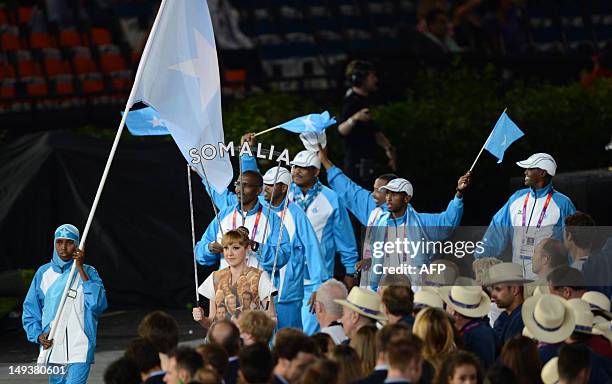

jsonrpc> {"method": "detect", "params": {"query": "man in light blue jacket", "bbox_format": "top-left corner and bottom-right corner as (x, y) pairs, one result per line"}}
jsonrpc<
(22, 224), (107, 384)
(202, 163), (328, 329)
(195, 170), (291, 275)
(474, 153), (576, 279)
(368, 174), (471, 291)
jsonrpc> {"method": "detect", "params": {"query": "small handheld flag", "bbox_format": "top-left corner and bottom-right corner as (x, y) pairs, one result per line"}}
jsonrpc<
(254, 111), (336, 137)
(469, 109), (525, 172)
(484, 111), (524, 163)
(122, 107), (170, 136)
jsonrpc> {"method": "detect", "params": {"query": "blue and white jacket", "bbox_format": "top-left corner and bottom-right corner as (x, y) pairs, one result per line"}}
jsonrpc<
(203, 184), (328, 303)
(474, 182), (576, 279)
(242, 156), (359, 278)
(22, 245), (107, 364)
(195, 200), (291, 275)
(326, 166), (387, 227)
(368, 196), (464, 290)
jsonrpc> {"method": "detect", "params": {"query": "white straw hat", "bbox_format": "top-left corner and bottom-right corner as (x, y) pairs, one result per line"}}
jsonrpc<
(582, 291), (612, 320)
(485, 262), (532, 285)
(568, 298), (596, 335)
(439, 285), (490, 318)
(334, 287), (387, 322)
(541, 357), (559, 384)
(414, 290), (444, 309)
(522, 294), (575, 343)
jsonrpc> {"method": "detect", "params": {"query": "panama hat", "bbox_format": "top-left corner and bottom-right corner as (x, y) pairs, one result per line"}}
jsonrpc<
(484, 262), (532, 285)
(517, 153), (557, 176)
(439, 285), (490, 318)
(414, 290), (444, 309)
(568, 299), (597, 335)
(582, 291), (612, 320)
(522, 294), (575, 343)
(541, 357), (559, 384)
(522, 326), (535, 339)
(334, 287), (387, 322)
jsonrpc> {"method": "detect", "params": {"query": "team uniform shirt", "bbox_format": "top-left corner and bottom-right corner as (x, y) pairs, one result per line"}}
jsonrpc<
(23, 253), (107, 365)
(195, 200), (291, 274)
(241, 155), (359, 279)
(493, 304), (524, 353)
(459, 319), (497, 370)
(367, 196), (464, 290)
(475, 182), (576, 279)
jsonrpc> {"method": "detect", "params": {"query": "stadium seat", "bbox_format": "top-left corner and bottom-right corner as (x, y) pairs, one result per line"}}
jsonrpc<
(110, 70), (131, 91)
(0, 79), (16, 99)
(1, 30), (22, 51)
(90, 27), (112, 45)
(30, 31), (56, 49)
(44, 57), (71, 77)
(80, 73), (105, 93)
(18, 60), (42, 78)
(54, 74), (75, 95)
(73, 56), (97, 74)
(100, 53), (126, 74)
(17, 7), (33, 25)
(59, 29), (83, 48)
(0, 9), (8, 26)
(25, 77), (48, 97)
(0, 63), (15, 78)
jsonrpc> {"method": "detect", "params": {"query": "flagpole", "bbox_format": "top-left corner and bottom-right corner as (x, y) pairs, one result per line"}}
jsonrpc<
(253, 125), (280, 137)
(40, 0), (172, 365)
(256, 162), (282, 270)
(187, 164), (200, 306)
(268, 180), (291, 306)
(468, 108), (507, 172)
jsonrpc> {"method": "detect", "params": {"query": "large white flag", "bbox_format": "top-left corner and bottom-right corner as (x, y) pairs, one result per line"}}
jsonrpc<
(128, 0), (232, 192)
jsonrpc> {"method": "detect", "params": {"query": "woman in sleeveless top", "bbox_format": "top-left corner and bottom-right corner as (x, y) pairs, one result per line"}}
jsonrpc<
(193, 227), (277, 328)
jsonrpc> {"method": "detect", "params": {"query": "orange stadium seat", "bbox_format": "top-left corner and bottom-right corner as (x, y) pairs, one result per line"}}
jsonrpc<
(54, 75), (75, 95)
(30, 31), (56, 49)
(44, 57), (71, 77)
(1, 79), (16, 98)
(26, 77), (48, 97)
(17, 7), (33, 25)
(1, 31), (22, 51)
(59, 29), (82, 48)
(100, 53), (126, 74)
(90, 28), (112, 45)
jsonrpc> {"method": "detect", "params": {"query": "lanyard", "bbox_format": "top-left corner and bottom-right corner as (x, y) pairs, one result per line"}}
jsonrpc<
(522, 191), (554, 229)
(232, 205), (263, 241)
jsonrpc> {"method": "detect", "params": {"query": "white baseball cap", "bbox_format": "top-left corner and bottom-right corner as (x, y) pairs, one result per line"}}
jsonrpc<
(290, 150), (321, 169)
(378, 178), (413, 196)
(262, 167), (292, 186)
(516, 153), (557, 176)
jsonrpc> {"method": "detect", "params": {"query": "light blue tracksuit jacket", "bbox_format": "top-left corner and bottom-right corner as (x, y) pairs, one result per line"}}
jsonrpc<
(474, 182), (576, 278)
(22, 226), (107, 366)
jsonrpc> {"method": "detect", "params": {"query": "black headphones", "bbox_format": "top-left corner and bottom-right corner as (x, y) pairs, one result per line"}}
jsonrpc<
(348, 60), (375, 87)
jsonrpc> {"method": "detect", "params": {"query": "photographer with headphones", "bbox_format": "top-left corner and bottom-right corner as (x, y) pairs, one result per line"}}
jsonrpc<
(338, 60), (396, 187)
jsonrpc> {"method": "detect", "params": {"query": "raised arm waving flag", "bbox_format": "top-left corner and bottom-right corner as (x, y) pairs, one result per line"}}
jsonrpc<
(127, 0), (232, 192)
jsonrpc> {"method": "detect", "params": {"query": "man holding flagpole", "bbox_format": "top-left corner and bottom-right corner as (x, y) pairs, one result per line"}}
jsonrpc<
(201, 145), (329, 329)
(22, 224), (107, 384)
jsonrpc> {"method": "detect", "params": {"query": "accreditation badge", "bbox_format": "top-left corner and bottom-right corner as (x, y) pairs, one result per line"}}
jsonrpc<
(519, 235), (535, 260)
